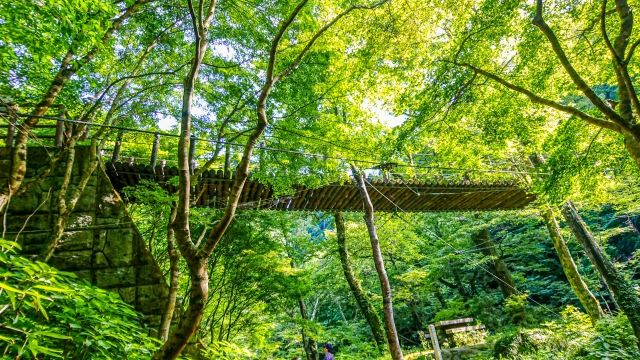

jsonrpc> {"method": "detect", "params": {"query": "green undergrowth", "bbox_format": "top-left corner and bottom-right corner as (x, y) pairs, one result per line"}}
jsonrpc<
(492, 306), (640, 359)
(0, 239), (160, 359)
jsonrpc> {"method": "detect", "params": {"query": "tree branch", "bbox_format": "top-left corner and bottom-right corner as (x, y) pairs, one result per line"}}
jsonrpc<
(266, 0), (310, 83)
(455, 61), (621, 133)
(273, 0), (388, 83)
(532, 0), (629, 129)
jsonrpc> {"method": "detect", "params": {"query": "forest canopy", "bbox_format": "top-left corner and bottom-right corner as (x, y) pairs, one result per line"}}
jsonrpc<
(1, 0), (640, 359)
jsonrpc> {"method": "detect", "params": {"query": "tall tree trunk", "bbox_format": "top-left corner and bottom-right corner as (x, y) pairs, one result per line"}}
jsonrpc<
(155, 3), (383, 358)
(561, 201), (640, 349)
(334, 212), (386, 350)
(542, 208), (603, 325)
(470, 228), (517, 299)
(299, 299), (319, 360)
(39, 134), (100, 261)
(152, 2), (218, 357)
(159, 206), (180, 341)
(351, 166), (404, 360)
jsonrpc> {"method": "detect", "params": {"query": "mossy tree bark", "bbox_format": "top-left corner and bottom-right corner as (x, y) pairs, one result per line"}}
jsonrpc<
(470, 228), (517, 299)
(542, 208), (603, 325)
(299, 299), (319, 360)
(159, 205), (180, 341)
(561, 201), (640, 349)
(36, 29), (165, 262)
(334, 212), (386, 351)
(0, 0), (151, 213)
(153, 2), (384, 358)
(351, 166), (404, 360)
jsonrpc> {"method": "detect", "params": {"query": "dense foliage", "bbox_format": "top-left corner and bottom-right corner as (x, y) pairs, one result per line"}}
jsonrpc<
(3, 0), (640, 358)
(0, 239), (159, 359)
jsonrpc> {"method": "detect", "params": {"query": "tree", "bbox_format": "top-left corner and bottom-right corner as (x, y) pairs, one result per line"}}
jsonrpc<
(352, 165), (404, 360)
(154, 1), (387, 358)
(561, 201), (640, 349)
(542, 208), (604, 325)
(470, 228), (517, 300)
(0, 0), (153, 212)
(451, 0), (640, 167)
(335, 212), (386, 350)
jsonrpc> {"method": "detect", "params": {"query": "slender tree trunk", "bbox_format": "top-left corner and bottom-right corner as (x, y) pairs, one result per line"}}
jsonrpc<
(470, 228), (517, 299)
(542, 208), (603, 324)
(39, 136), (99, 261)
(351, 166), (404, 360)
(334, 212), (386, 350)
(159, 206), (180, 341)
(561, 201), (640, 349)
(299, 299), (319, 360)
(155, 2), (381, 357)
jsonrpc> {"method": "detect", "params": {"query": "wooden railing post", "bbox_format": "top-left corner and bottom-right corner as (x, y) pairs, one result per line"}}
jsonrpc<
(150, 132), (160, 170)
(128, 156), (135, 165)
(428, 324), (442, 360)
(224, 141), (231, 173)
(111, 130), (123, 163)
(54, 119), (64, 146)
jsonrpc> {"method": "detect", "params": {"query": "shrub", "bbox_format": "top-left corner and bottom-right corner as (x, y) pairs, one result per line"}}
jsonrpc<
(491, 305), (640, 359)
(0, 239), (159, 359)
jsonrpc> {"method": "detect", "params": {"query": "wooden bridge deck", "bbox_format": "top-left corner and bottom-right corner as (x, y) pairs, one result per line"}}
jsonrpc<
(106, 162), (536, 212)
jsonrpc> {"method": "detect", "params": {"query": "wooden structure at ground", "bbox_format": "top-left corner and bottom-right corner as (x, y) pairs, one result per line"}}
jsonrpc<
(106, 161), (536, 212)
(425, 317), (487, 355)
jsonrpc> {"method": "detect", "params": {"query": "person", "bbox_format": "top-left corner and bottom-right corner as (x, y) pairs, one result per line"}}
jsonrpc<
(323, 343), (334, 360)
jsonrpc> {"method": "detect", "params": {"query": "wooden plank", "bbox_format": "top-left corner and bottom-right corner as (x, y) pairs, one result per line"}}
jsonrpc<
(260, 184), (273, 210)
(371, 184), (391, 209)
(300, 189), (318, 211)
(307, 187), (328, 210)
(428, 325), (443, 360)
(291, 186), (309, 210)
(215, 170), (224, 208)
(123, 164), (137, 187)
(252, 183), (264, 210)
(333, 186), (356, 210)
(203, 171), (213, 207)
(375, 184), (405, 211)
(313, 185), (331, 210)
(435, 318), (473, 327)
(403, 190), (435, 211)
(445, 324), (485, 334)
(344, 186), (364, 210)
(319, 186), (340, 210)
(169, 167), (179, 197)
(489, 190), (528, 210)
(241, 178), (253, 205)
(322, 185), (343, 210)
(454, 189), (492, 211)
(247, 180), (260, 207)
(466, 191), (501, 210)
(393, 189), (416, 210)
(442, 191), (478, 211)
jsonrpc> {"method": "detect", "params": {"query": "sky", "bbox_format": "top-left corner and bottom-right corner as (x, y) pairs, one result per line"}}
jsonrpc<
(157, 103), (406, 131)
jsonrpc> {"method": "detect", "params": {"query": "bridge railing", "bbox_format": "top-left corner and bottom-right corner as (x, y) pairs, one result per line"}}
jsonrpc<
(1, 119), (87, 148)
